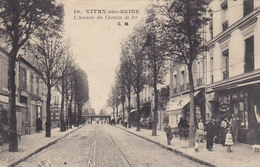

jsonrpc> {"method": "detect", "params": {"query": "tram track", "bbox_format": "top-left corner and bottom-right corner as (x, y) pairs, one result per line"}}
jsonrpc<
(86, 124), (133, 167)
(103, 125), (133, 167)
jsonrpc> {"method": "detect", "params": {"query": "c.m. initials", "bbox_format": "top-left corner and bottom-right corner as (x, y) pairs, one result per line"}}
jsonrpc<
(118, 22), (129, 26)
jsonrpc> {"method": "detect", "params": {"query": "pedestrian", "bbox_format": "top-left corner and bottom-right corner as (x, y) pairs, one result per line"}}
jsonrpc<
(194, 129), (200, 152)
(230, 114), (240, 142)
(205, 118), (215, 151)
(164, 123), (173, 145)
(198, 119), (205, 142)
(124, 118), (128, 128)
(220, 117), (229, 146)
(225, 128), (233, 152)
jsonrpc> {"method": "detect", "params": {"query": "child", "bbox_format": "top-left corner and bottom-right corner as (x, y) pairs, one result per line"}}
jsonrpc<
(225, 128), (233, 152)
(194, 129), (200, 152)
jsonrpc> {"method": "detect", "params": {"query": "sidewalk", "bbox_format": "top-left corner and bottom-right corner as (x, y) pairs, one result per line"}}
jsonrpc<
(0, 125), (83, 167)
(117, 125), (260, 167)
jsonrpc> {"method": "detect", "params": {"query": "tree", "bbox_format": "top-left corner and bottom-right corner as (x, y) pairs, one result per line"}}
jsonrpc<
(118, 47), (134, 127)
(143, 6), (170, 136)
(29, 30), (69, 137)
(125, 25), (148, 131)
(56, 53), (75, 132)
(115, 68), (126, 125)
(160, 0), (209, 146)
(0, 0), (64, 151)
(74, 69), (89, 125)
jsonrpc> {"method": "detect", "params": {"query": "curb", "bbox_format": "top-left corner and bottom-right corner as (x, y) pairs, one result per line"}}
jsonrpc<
(8, 125), (85, 167)
(116, 126), (217, 167)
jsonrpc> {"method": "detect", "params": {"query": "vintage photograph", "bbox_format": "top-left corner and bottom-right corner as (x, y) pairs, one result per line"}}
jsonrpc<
(0, 0), (260, 166)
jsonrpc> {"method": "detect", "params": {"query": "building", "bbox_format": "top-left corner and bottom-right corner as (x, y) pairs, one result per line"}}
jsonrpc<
(166, 57), (206, 128)
(0, 46), (47, 137)
(50, 85), (62, 128)
(205, 0), (260, 144)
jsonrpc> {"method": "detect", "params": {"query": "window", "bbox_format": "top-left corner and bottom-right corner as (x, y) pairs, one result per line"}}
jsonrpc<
(209, 12), (213, 39)
(244, 0), (254, 16)
(30, 74), (34, 93)
(173, 74), (177, 88)
(222, 49), (229, 79)
(180, 70), (185, 91)
(221, 0), (228, 31)
(244, 36), (254, 73)
(210, 56), (214, 83)
(36, 77), (39, 95)
(20, 68), (27, 91)
(0, 60), (2, 89)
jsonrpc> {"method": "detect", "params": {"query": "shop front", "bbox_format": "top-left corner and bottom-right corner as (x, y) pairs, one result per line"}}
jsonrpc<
(166, 90), (205, 128)
(208, 84), (260, 144)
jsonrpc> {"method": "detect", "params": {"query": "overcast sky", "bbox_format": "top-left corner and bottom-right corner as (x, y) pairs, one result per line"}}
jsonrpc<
(63, 0), (150, 113)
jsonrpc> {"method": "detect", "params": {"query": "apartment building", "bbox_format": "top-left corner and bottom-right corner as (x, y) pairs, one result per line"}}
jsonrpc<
(205, 0), (260, 144)
(0, 46), (47, 136)
(166, 57), (206, 128)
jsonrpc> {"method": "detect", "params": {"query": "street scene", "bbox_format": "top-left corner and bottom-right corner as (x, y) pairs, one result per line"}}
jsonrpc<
(1, 0), (260, 167)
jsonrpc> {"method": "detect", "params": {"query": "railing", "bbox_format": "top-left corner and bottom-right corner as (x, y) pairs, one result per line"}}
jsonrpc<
(186, 83), (190, 90)
(222, 20), (229, 31)
(197, 78), (203, 86)
(180, 84), (185, 92)
(173, 88), (177, 94)
(223, 71), (229, 80)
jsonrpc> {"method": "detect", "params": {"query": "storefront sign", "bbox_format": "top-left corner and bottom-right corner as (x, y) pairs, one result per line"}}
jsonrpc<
(218, 95), (230, 112)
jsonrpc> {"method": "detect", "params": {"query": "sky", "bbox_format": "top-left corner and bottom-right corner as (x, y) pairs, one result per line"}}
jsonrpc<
(63, 0), (150, 113)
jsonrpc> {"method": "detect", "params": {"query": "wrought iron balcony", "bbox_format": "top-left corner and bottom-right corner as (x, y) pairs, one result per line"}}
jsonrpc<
(197, 78), (203, 86)
(223, 71), (229, 80)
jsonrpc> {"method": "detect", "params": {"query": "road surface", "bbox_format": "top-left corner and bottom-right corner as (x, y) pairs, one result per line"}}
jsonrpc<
(17, 124), (206, 167)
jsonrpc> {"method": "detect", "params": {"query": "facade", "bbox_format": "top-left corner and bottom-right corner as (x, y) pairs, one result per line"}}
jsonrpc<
(205, 0), (260, 144)
(166, 57), (206, 128)
(50, 85), (62, 128)
(0, 46), (47, 137)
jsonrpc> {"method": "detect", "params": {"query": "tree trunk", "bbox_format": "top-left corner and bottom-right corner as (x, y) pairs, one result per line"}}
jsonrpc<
(78, 104), (82, 125)
(122, 101), (125, 125)
(60, 80), (65, 132)
(8, 49), (18, 152)
(127, 92), (131, 128)
(46, 86), (52, 137)
(152, 78), (158, 136)
(188, 64), (195, 147)
(136, 91), (141, 131)
(116, 105), (118, 123)
(113, 107), (115, 120)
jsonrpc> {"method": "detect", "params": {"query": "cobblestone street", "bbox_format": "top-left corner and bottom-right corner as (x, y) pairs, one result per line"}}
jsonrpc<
(16, 124), (205, 167)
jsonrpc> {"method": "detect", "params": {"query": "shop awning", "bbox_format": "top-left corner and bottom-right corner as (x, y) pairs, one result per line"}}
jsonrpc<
(165, 91), (200, 115)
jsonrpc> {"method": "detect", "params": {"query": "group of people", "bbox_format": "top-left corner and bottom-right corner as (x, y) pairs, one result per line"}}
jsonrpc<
(164, 114), (240, 152)
(196, 115), (239, 152)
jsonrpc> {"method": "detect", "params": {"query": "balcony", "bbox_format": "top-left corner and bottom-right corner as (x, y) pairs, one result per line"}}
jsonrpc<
(173, 88), (177, 94)
(222, 20), (229, 31)
(223, 71), (229, 80)
(186, 83), (190, 90)
(197, 78), (203, 86)
(180, 84), (185, 92)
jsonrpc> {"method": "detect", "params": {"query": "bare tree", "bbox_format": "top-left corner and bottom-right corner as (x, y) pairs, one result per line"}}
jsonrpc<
(143, 6), (170, 136)
(56, 53), (75, 131)
(118, 47), (134, 127)
(29, 30), (69, 137)
(73, 69), (89, 126)
(125, 25), (148, 131)
(0, 0), (63, 151)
